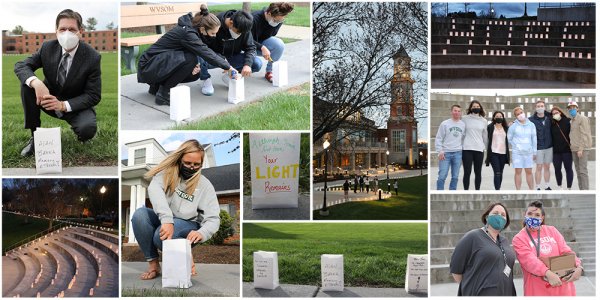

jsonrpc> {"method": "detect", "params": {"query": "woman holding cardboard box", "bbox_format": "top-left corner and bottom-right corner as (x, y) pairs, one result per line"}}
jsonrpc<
(512, 200), (583, 295)
(131, 139), (221, 280)
(450, 203), (517, 296)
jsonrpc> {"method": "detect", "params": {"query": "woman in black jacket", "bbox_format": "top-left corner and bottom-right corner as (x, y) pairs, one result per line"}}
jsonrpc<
(485, 111), (510, 190)
(137, 5), (235, 105)
(550, 106), (573, 189)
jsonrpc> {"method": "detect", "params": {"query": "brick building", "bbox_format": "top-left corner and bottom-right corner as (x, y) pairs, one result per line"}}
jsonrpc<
(2, 29), (117, 54)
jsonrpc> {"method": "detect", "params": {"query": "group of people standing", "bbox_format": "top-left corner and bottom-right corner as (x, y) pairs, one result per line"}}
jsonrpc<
(450, 201), (583, 296)
(341, 175), (399, 200)
(435, 100), (592, 190)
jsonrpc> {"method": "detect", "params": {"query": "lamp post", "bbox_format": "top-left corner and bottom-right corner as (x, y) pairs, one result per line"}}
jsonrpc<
(100, 186), (106, 214)
(419, 151), (424, 176)
(320, 140), (330, 216)
(386, 150), (390, 180)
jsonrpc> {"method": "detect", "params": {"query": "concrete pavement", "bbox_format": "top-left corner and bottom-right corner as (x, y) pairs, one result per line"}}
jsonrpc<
(243, 282), (425, 298)
(431, 276), (596, 296)
(120, 39), (310, 130)
(243, 194), (311, 221)
(429, 161), (595, 190)
(121, 262), (239, 297)
(432, 78), (595, 89)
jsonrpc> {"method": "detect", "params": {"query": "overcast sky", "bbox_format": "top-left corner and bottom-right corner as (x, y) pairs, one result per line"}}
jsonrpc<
(2, 0), (118, 33)
(434, 2), (585, 18)
(120, 131), (240, 166)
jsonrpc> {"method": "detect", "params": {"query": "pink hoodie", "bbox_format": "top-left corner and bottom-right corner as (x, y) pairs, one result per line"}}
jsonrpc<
(512, 225), (582, 296)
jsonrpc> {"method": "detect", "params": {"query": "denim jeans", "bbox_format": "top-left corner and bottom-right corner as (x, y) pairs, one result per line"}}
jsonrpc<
(489, 152), (508, 190)
(131, 207), (200, 261)
(437, 151), (462, 190)
(199, 52), (262, 80)
(256, 37), (285, 72)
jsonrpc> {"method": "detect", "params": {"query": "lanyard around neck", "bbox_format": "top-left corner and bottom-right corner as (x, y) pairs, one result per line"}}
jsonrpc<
(526, 227), (541, 257)
(483, 227), (507, 264)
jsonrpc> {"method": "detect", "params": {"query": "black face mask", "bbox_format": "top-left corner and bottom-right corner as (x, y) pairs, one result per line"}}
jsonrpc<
(471, 108), (481, 114)
(180, 165), (199, 180)
(201, 34), (216, 43)
(494, 118), (504, 124)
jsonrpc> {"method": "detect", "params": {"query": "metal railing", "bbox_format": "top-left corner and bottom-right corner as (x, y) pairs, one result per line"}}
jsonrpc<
(2, 221), (68, 255)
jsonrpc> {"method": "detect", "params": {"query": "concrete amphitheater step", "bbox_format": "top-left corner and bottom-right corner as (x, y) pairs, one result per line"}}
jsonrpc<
(431, 64), (595, 84)
(28, 245), (57, 297)
(38, 244), (72, 297)
(431, 52), (595, 69)
(73, 227), (119, 245)
(60, 234), (118, 297)
(4, 250), (42, 297)
(2, 255), (25, 296)
(71, 229), (119, 258)
(48, 239), (95, 297)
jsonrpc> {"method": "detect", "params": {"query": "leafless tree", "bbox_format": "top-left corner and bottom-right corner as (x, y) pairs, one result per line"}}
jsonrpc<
(313, 2), (428, 142)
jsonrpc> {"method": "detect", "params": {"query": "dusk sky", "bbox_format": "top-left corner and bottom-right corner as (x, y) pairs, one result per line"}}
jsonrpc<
(433, 3), (584, 18)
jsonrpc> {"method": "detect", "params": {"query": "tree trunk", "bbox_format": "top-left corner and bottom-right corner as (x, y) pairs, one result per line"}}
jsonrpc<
(242, 2), (251, 13)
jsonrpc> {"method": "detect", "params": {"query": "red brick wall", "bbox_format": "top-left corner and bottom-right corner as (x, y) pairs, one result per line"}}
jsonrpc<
(5, 30), (117, 54)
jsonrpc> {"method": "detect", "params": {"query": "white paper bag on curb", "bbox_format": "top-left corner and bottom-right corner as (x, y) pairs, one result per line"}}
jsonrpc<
(321, 254), (344, 291)
(162, 239), (193, 288)
(228, 77), (245, 104)
(170, 86), (191, 122)
(34, 127), (62, 174)
(272, 61), (288, 87)
(405, 254), (428, 294)
(253, 251), (279, 289)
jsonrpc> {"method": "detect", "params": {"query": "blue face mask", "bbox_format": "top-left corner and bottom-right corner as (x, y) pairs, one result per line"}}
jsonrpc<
(524, 217), (542, 230)
(487, 214), (507, 231)
(569, 109), (578, 117)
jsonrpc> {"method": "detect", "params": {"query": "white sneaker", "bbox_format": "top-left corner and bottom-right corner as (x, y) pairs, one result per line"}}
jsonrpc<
(221, 73), (230, 85)
(201, 78), (214, 96)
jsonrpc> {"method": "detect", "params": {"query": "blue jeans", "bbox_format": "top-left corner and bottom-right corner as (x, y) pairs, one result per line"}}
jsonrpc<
(256, 37), (285, 72)
(199, 52), (262, 80)
(437, 151), (462, 190)
(131, 207), (200, 261)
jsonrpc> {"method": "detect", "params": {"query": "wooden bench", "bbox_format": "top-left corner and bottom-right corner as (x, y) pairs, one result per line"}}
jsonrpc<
(120, 3), (204, 72)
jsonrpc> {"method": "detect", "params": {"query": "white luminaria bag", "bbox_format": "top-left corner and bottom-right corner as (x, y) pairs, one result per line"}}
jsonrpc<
(169, 85), (191, 122)
(162, 239), (193, 288)
(34, 127), (62, 174)
(321, 254), (344, 291)
(272, 61), (288, 87)
(253, 251), (279, 289)
(228, 77), (245, 104)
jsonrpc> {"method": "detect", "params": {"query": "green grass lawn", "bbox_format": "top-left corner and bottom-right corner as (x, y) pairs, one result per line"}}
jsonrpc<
(2, 53), (119, 168)
(2, 212), (50, 251)
(242, 223), (428, 287)
(173, 83), (310, 130)
(121, 288), (224, 297)
(313, 176), (428, 220)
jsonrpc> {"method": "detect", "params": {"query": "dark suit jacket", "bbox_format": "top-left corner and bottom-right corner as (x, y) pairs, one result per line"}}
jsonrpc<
(14, 40), (101, 112)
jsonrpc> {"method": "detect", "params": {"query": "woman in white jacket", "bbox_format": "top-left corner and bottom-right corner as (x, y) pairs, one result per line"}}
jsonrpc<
(131, 139), (221, 280)
(507, 107), (537, 190)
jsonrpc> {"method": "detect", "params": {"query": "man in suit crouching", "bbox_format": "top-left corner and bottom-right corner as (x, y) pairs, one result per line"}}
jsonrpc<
(14, 9), (101, 157)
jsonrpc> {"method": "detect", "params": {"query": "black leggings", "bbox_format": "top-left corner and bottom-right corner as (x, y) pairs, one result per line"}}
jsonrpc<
(462, 150), (484, 190)
(162, 51), (201, 89)
(553, 152), (574, 188)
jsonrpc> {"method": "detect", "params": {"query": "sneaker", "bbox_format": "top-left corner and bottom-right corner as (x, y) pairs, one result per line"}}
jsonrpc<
(545, 187), (552, 190)
(221, 73), (230, 85)
(265, 71), (273, 83)
(201, 78), (214, 96)
(536, 188), (541, 191)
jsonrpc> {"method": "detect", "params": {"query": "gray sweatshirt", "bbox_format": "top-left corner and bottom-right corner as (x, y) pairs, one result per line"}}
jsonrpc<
(435, 118), (466, 153)
(148, 172), (221, 243)
(462, 114), (488, 152)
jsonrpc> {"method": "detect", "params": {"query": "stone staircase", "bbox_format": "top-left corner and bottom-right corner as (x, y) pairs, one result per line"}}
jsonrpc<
(430, 194), (595, 284)
(2, 226), (119, 297)
(431, 16), (595, 84)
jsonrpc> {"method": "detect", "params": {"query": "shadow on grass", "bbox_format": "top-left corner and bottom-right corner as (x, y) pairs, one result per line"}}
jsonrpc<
(242, 223), (300, 240)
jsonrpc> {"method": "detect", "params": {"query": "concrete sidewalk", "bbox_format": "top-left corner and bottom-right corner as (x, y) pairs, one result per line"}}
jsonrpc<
(243, 194), (311, 221)
(2, 166), (118, 176)
(313, 169), (428, 189)
(312, 190), (392, 211)
(431, 276), (596, 296)
(121, 262), (239, 297)
(243, 282), (425, 298)
(432, 78), (595, 89)
(430, 161), (595, 191)
(278, 25), (311, 40)
(120, 39), (310, 130)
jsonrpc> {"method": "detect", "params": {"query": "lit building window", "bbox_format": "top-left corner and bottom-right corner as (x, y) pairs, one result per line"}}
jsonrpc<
(392, 130), (405, 152)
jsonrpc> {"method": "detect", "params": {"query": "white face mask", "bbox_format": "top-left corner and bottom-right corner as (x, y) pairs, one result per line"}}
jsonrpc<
(57, 30), (79, 51)
(552, 114), (561, 121)
(268, 17), (282, 27)
(517, 114), (526, 121)
(535, 108), (545, 114)
(229, 28), (241, 39)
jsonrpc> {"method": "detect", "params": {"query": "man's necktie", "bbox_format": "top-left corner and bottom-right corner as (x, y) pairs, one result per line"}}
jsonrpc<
(57, 52), (70, 87)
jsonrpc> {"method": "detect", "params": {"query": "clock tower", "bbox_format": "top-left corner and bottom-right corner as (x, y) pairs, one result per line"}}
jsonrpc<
(387, 47), (417, 166)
